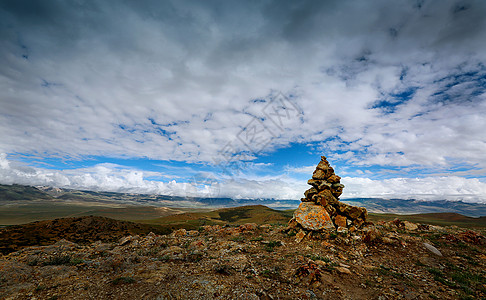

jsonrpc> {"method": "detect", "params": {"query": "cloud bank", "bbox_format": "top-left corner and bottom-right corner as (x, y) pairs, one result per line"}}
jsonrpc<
(1, 0), (485, 201)
(2, 154), (485, 203)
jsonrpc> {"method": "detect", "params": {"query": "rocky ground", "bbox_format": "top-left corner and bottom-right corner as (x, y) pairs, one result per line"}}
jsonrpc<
(1, 218), (485, 300)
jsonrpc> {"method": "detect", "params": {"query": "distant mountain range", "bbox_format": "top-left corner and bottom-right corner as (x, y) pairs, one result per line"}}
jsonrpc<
(1, 184), (486, 217)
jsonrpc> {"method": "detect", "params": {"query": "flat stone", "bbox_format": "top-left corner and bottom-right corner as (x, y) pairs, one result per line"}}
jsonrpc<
(293, 202), (335, 231)
(335, 266), (352, 274)
(327, 174), (341, 183)
(423, 243), (442, 256)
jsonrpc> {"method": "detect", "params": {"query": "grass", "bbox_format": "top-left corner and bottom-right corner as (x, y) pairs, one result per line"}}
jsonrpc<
(368, 212), (486, 228)
(425, 264), (486, 297)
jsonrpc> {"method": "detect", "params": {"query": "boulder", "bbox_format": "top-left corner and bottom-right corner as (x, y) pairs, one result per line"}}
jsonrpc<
(293, 202), (334, 231)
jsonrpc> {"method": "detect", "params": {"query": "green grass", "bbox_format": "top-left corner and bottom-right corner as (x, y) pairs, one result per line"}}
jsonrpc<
(425, 265), (486, 296)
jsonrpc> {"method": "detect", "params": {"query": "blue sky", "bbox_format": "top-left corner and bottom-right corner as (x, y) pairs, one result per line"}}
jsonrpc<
(1, 0), (486, 203)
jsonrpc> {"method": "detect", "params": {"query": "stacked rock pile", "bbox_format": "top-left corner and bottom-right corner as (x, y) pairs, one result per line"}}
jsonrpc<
(289, 156), (367, 234)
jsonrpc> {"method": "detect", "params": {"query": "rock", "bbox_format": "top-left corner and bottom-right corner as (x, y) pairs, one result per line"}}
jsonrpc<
(295, 230), (306, 243)
(172, 229), (187, 237)
(335, 266), (352, 274)
(423, 243), (442, 256)
(159, 246), (184, 257)
(119, 236), (134, 246)
(330, 183), (344, 198)
(238, 223), (258, 232)
(304, 187), (318, 199)
(336, 227), (348, 234)
(287, 218), (298, 230)
(348, 206), (367, 220)
(294, 262), (322, 286)
(327, 174), (341, 183)
(316, 190), (338, 206)
(312, 169), (328, 180)
(316, 156), (331, 169)
(403, 221), (418, 231)
(334, 215), (347, 228)
(187, 230), (200, 236)
(293, 202), (335, 231)
(363, 227), (382, 244)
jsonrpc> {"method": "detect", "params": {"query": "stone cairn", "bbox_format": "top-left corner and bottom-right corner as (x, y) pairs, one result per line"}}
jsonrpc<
(289, 156), (367, 237)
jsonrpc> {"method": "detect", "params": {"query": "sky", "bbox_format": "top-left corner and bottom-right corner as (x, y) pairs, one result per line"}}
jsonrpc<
(1, 0), (486, 203)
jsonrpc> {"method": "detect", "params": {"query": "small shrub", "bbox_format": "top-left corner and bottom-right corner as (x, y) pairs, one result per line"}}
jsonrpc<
(69, 258), (84, 265)
(111, 276), (135, 285)
(35, 284), (47, 291)
(426, 267), (443, 277)
(264, 241), (282, 252)
(231, 236), (245, 242)
(43, 255), (72, 266)
(27, 258), (40, 266)
(251, 236), (264, 241)
(158, 255), (171, 262)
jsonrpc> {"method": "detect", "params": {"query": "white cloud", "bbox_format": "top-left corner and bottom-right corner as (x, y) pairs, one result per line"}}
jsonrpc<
(2, 154), (486, 203)
(342, 176), (486, 203)
(1, 0), (486, 197)
(285, 165), (315, 174)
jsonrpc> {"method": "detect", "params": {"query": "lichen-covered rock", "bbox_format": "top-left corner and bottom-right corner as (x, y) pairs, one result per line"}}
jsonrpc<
(293, 202), (334, 231)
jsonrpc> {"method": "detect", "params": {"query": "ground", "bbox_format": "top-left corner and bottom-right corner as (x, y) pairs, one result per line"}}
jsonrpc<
(0, 217), (485, 300)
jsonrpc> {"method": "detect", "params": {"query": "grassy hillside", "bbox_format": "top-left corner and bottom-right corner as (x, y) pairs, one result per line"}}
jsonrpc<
(0, 202), (198, 226)
(368, 212), (486, 228)
(0, 184), (53, 201)
(137, 205), (294, 229)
